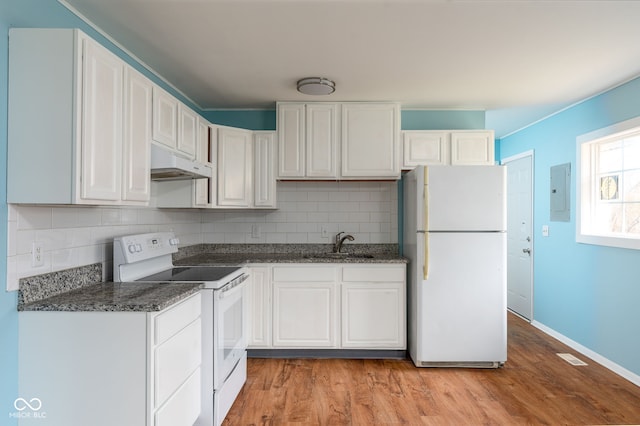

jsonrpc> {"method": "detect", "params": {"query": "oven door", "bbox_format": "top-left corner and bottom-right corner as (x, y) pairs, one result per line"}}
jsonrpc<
(213, 276), (247, 390)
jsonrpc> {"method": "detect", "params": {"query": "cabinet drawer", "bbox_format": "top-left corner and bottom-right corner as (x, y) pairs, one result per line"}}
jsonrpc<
(155, 292), (201, 345)
(273, 266), (336, 282)
(342, 266), (405, 282)
(155, 367), (201, 426)
(155, 318), (202, 407)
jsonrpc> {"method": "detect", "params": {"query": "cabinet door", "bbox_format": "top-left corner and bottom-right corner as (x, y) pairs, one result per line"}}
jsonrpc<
(306, 103), (338, 178)
(152, 86), (178, 149)
(341, 282), (405, 348)
(254, 132), (277, 208)
(80, 37), (123, 202)
(273, 282), (338, 348)
(450, 130), (495, 165)
(402, 131), (449, 168)
(122, 66), (151, 203)
(341, 103), (400, 178)
(246, 267), (272, 348)
(217, 127), (253, 207)
(178, 103), (197, 158)
(193, 118), (210, 207)
(277, 103), (305, 178)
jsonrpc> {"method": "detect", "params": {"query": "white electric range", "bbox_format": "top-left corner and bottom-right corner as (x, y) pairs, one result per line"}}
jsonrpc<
(114, 232), (249, 426)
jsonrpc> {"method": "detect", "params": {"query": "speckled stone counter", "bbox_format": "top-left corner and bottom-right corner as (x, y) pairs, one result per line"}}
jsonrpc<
(19, 282), (202, 312)
(174, 243), (408, 266)
(18, 263), (202, 312)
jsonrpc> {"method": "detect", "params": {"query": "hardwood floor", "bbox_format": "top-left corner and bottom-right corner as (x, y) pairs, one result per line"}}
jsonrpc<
(224, 313), (640, 425)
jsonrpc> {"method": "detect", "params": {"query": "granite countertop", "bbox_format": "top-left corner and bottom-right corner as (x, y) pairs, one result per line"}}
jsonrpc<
(19, 282), (203, 312)
(175, 252), (408, 266)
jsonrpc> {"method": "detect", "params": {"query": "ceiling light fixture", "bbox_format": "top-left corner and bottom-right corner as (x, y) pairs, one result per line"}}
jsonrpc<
(297, 77), (336, 95)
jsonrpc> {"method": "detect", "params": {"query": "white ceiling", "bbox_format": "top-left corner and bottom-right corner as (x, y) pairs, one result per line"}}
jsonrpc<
(61, 0), (640, 137)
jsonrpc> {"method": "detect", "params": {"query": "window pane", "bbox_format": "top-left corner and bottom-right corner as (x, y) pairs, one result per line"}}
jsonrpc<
(594, 202), (623, 233)
(598, 140), (622, 173)
(623, 170), (640, 202)
(624, 203), (640, 234)
(623, 135), (640, 169)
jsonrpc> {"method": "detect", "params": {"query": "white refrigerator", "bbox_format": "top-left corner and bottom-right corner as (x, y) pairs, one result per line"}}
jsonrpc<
(403, 165), (507, 368)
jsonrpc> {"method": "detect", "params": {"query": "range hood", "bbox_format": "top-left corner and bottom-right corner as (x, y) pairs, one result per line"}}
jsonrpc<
(150, 144), (212, 181)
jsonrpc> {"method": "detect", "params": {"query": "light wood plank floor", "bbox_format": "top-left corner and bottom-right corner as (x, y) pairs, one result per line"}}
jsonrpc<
(224, 313), (640, 425)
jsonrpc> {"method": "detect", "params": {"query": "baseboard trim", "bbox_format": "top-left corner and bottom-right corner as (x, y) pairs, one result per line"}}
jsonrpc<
(248, 349), (407, 360)
(531, 320), (640, 387)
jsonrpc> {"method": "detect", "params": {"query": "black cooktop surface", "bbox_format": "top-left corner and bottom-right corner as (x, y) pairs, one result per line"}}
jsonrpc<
(137, 266), (242, 282)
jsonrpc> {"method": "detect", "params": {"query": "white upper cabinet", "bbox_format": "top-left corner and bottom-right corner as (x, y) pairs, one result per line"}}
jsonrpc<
(450, 130), (495, 165)
(7, 28), (149, 205)
(152, 86), (178, 149)
(152, 86), (198, 159)
(277, 102), (400, 180)
(193, 118), (212, 207)
(341, 103), (400, 179)
(306, 104), (339, 177)
(402, 130), (495, 168)
(178, 103), (198, 158)
(253, 131), (277, 208)
(217, 126), (253, 207)
(277, 103), (339, 179)
(402, 131), (449, 167)
(277, 103), (305, 177)
(79, 36), (123, 202)
(122, 66), (152, 203)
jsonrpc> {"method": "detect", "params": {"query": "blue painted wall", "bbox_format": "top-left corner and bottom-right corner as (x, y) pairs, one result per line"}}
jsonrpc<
(203, 108), (485, 132)
(203, 109), (277, 131)
(499, 77), (640, 377)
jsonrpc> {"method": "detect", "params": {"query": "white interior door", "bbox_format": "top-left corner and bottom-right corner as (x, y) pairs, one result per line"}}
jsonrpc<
(503, 152), (534, 320)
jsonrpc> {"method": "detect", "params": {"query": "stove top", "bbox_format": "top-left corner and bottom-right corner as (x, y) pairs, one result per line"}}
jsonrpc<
(137, 266), (242, 283)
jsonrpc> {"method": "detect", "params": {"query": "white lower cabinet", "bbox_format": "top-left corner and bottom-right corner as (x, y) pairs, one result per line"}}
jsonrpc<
(272, 266), (338, 348)
(341, 266), (406, 349)
(18, 293), (202, 426)
(246, 266), (272, 348)
(248, 264), (406, 351)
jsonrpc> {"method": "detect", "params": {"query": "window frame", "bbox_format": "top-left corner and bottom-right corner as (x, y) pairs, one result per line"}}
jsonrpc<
(576, 115), (640, 250)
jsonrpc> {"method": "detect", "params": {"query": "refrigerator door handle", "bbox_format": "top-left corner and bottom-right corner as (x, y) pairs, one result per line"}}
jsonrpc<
(423, 232), (429, 280)
(423, 178), (429, 280)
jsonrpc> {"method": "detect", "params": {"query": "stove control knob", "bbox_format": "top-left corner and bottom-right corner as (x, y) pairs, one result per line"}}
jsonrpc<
(170, 238), (180, 246)
(135, 244), (143, 252)
(127, 244), (136, 254)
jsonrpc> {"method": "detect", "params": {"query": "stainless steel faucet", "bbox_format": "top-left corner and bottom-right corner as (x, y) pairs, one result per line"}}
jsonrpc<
(334, 232), (355, 253)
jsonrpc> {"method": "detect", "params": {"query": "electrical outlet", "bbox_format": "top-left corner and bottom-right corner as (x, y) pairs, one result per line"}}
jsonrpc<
(32, 242), (44, 267)
(251, 224), (261, 238)
(542, 225), (549, 237)
(321, 226), (329, 238)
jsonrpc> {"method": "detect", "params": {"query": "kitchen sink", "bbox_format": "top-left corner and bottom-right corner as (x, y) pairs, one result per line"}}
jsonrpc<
(303, 253), (375, 259)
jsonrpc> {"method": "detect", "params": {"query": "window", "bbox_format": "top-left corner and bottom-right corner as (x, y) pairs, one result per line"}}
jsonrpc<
(577, 116), (640, 250)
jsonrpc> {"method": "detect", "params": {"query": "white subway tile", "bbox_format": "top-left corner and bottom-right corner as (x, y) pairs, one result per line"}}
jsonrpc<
(51, 207), (79, 228)
(76, 207), (103, 227)
(17, 206), (52, 230)
(286, 233), (308, 243)
(7, 220), (17, 257)
(296, 223), (318, 233)
(265, 233), (287, 243)
(286, 212), (308, 223)
(276, 223), (297, 233)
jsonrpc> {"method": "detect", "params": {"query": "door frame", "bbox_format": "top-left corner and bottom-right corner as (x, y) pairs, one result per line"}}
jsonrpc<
(501, 150), (535, 321)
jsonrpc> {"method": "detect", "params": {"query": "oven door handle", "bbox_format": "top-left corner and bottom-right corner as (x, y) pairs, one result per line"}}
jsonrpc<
(218, 274), (248, 298)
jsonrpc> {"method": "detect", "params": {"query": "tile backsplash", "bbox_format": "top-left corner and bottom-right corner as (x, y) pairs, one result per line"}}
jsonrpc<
(6, 180), (398, 291)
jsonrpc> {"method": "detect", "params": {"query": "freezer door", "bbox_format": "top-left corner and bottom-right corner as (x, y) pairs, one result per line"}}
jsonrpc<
(415, 231), (507, 363)
(426, 165), (506, 231)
